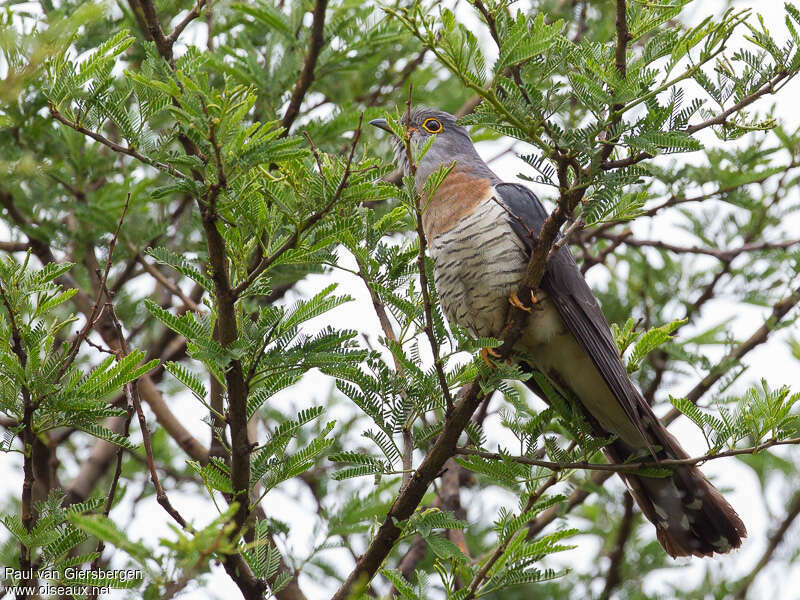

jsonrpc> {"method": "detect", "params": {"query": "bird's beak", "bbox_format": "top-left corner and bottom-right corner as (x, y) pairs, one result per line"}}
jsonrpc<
(369, 118), (392, 133)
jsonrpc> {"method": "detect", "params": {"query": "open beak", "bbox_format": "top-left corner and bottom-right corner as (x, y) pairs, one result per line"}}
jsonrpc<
(369, 118), (392, 133)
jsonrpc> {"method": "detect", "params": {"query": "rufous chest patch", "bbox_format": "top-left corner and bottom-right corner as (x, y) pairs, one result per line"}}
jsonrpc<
(421, 171), (494, 241)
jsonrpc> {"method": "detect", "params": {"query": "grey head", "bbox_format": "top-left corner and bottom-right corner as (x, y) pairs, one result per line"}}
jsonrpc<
(370, 107), (500, 191)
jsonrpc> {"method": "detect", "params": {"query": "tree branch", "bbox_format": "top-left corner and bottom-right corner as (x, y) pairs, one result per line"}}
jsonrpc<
(134, 0), (173, 62)
(280, 0), (328, 134)
(456, 436), (800, 473)
(595, 233), (800, 261)
(0, 283), (37, 595)
(49, 105), (186, 179)
(165, 0), (208, 46)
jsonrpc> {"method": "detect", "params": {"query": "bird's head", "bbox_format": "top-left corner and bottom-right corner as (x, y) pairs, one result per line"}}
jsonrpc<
(370, 107), (491, 187)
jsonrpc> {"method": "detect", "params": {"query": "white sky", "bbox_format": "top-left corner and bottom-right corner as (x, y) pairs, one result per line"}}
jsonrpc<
(2, 1), (800, 599)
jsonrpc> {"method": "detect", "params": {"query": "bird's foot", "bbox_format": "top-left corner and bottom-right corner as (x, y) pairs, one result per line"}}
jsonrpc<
(509, 290), (543, 312)
(509, 291), (532, 312)
(480, 347), (501, 368)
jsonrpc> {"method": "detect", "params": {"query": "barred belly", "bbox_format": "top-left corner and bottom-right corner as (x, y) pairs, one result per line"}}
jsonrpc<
(429, 197), (557, 341)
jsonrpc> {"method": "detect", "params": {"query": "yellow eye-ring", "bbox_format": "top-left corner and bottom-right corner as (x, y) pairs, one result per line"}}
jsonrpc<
(421, 118), (443, 133)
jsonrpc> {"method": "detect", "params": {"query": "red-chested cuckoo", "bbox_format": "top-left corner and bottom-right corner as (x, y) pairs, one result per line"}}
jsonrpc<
(370, 108), (746, 558)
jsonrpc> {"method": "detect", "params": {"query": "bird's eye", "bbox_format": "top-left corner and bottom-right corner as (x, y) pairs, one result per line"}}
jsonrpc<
(421, 118), (443, 134)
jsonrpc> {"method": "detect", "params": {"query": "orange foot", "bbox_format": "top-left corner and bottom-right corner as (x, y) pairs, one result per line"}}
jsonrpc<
(480, 347), (501, 368)
(508, 291), (531, 312)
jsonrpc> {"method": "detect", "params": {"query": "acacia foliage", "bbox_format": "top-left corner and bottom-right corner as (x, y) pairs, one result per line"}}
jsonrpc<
(0, 1), (799, 599)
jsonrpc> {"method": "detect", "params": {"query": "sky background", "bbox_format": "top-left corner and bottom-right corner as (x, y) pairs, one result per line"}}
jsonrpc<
(3, 1), (800, 599)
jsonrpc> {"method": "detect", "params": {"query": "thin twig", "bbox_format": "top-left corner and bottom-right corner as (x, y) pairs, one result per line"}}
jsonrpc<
(596, 233), (800, 260)
(464, 473), (559, 599)
(129, 245), (202, 312)
(663, 280), (800, 423)
(165, 0), (207, 45)
(455, 436), (800, 473)
(102, 281), (189, 529)
(86, 311), (139, 600)
(57, 194), (131, 381)
(49, 106), (185, 179)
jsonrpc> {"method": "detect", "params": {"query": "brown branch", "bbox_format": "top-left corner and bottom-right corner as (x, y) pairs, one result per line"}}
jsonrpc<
(599, 492), (634, 600)
(592, 0), (630, 170)
(129, 246), (202, 312)
(0, 284), (37, 595)
(472, 0), (500, 47)
(86, 312), (139, 600)
(586, 160), (800, 242)
(280, 0), (328, 134)
(135, 0), (173, 62)
(361, 48), (429, 107)
(614, 0), (629, 80)
(734, 491), (800, 600)
(331, 381), (495, 600)
(103, 281), (189, 529)
(197, 141), (250, 536)
(49, 105), (185, 179)
(63, 418), (127, 506)
(165, 0), (207, 45)
(596, 233), (800, 260)
(57, 194), (131, 382)
(640, 258), (732, 403)
(0, 241), (28, 252)
(456, 436), (800, 473)
(527, 470), (612, 539)
(138, 376), (209, 462)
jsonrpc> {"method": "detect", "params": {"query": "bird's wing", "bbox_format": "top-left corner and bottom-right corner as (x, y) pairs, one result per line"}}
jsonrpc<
(495, 183), (649, 442)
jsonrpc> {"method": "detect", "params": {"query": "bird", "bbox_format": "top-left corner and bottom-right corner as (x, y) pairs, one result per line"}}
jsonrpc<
(370, 108), (746, 558)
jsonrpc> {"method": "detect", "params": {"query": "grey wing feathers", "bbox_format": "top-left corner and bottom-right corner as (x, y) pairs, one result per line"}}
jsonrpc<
(495, 183), (650, 442)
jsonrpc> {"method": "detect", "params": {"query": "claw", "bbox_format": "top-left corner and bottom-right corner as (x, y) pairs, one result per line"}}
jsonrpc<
(509, 291), (532, 312)
(480, 347), (501, 368)
(529, 290), (545, 311)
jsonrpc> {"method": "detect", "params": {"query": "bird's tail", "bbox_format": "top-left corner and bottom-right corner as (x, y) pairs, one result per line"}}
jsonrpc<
(604, 423), (746, 557)
(520, 366), (745, 557)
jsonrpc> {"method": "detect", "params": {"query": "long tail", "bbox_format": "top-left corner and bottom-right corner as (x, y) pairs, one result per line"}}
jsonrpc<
(605, 425), (746, 557)
(523, 374), (746, 557)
